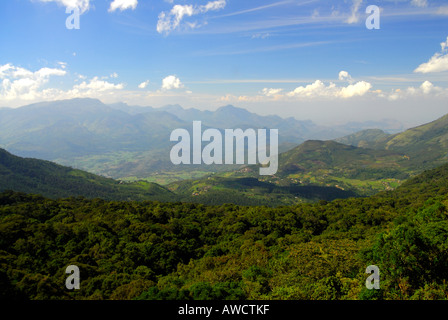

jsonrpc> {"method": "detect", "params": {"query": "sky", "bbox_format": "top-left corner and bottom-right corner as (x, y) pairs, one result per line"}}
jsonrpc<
(0, 0), (448, 127)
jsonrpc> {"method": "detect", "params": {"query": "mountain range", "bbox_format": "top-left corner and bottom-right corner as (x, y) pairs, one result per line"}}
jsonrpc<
(169, 112), (448, 199)
(0, 147), (356, 206)
(0, 98), (404, 183)
(335, 113), (448, 171)
(1, 98), (448, 205)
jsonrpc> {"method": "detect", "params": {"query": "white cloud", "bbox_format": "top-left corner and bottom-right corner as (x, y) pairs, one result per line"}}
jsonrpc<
(72, 77), (124, 93)
(415, 37), (448, 73)
(261, 88), (283, 97)
(157, 0), (226, 34)
(286, 74), (372, 99)
(0, 63), (66, 101)
(138, 80), (150, 89)
(157, 5), (195, 34)
(386, 81), (448, 101)
(220, 78), (372, 103)
(110, 72), (119, 78)
(420, 80), (434, 94)
(339, 81), (372, 98)
(0, 64), (14, 78)
(346, 0), (363, 24)
(161, 75), (184, 90)
(57, 61), (68, 69)
(198, 0), (226, 13)
(411, 0), (428, 8)
(338, 70), (352, 82)
(287, 80), (335, 98)
(0, 63), (130, 106)
(37, 0), (90, 14)
(108, 0), (138, 13)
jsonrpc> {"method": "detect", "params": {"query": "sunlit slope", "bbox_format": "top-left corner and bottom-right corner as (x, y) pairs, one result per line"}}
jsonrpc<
(0, 148), (173, 201)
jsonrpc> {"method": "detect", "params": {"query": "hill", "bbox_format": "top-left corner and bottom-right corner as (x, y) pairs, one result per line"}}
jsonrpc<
(0, 148), (173, 201)
(0, 98), (397, 183)
(374, 113), (448, 171)
(334, 129), (391, 148)
(276, 140), (406, 178)
(337, 113), (448, 171)
(1, 162), (447, 300)
(267, 113), (448, 195)
(163, 111), (448, 200)
(215, 140), (410, 196)
(168, 175), (356, 206)
(0, 148), (356, 206)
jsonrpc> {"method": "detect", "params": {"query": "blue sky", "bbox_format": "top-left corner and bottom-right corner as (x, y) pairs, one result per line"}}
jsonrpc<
(1, 0), (448, 126)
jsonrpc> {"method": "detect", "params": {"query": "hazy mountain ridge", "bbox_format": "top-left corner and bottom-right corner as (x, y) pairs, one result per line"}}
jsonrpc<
(0, 147), (355, 206)
(1, 101), (448, 204)
(0, 98), (400, 182)
(336, 113), (448, 171)
(174, 139), (409, 198)
(334, 129), (391, 148)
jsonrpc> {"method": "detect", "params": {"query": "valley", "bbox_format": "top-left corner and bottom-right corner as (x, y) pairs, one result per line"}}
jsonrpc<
(1, 99), (448, 206)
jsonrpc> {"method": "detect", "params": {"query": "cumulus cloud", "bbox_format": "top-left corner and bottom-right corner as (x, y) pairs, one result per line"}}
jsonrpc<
(161, 75), (184, 90)
(72, 77), (124, 93)
(339, 81), (372, 98)
(0, 63), (66, 101)
(287, 80), (333, 98)
(108, 0), (138, 12)
(386, 81), (447, 100)
(37, 0), (90, 14)
(0, 63), (130, 106)
(223, 73), (373, 103)
(338, 70), (352, 82)
(157, 0), (226, 34)
(261, 88), (283, 97)
(415, 37), (448, 73)
(287, 78), (372, 99)
(138, 80), (150, 89)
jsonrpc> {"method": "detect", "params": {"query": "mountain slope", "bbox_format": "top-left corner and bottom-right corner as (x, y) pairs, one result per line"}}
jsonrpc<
(214, 140), (410, 196)
(336, 113), (448, 172)
(168, 175), (357, 206)
(0, 98), (187, 160)
(164, 112), (448, 199)
(0, 148), (173, 201)
(334, 129), (391, 148)
(1, 161), (448, 300)
(375, 113), (448, 170)
(277, 140), (405, 176)
(0, 98), (407, 183)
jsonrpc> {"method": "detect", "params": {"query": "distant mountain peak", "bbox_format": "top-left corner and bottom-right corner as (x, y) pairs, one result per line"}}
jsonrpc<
(217, 104), (247, 112)
(161, 104), (185, 112)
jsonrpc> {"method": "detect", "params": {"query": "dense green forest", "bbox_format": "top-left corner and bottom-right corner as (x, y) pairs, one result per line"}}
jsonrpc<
(1, 163), (447, 300)
(0, 147), (358, 207)
(0, 148), (174, 202)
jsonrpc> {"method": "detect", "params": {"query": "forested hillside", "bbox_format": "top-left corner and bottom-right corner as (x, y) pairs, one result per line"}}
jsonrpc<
(0, 148), (173, 202)
(1, 163), (447, 300)
(337, 113), (448, 172)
